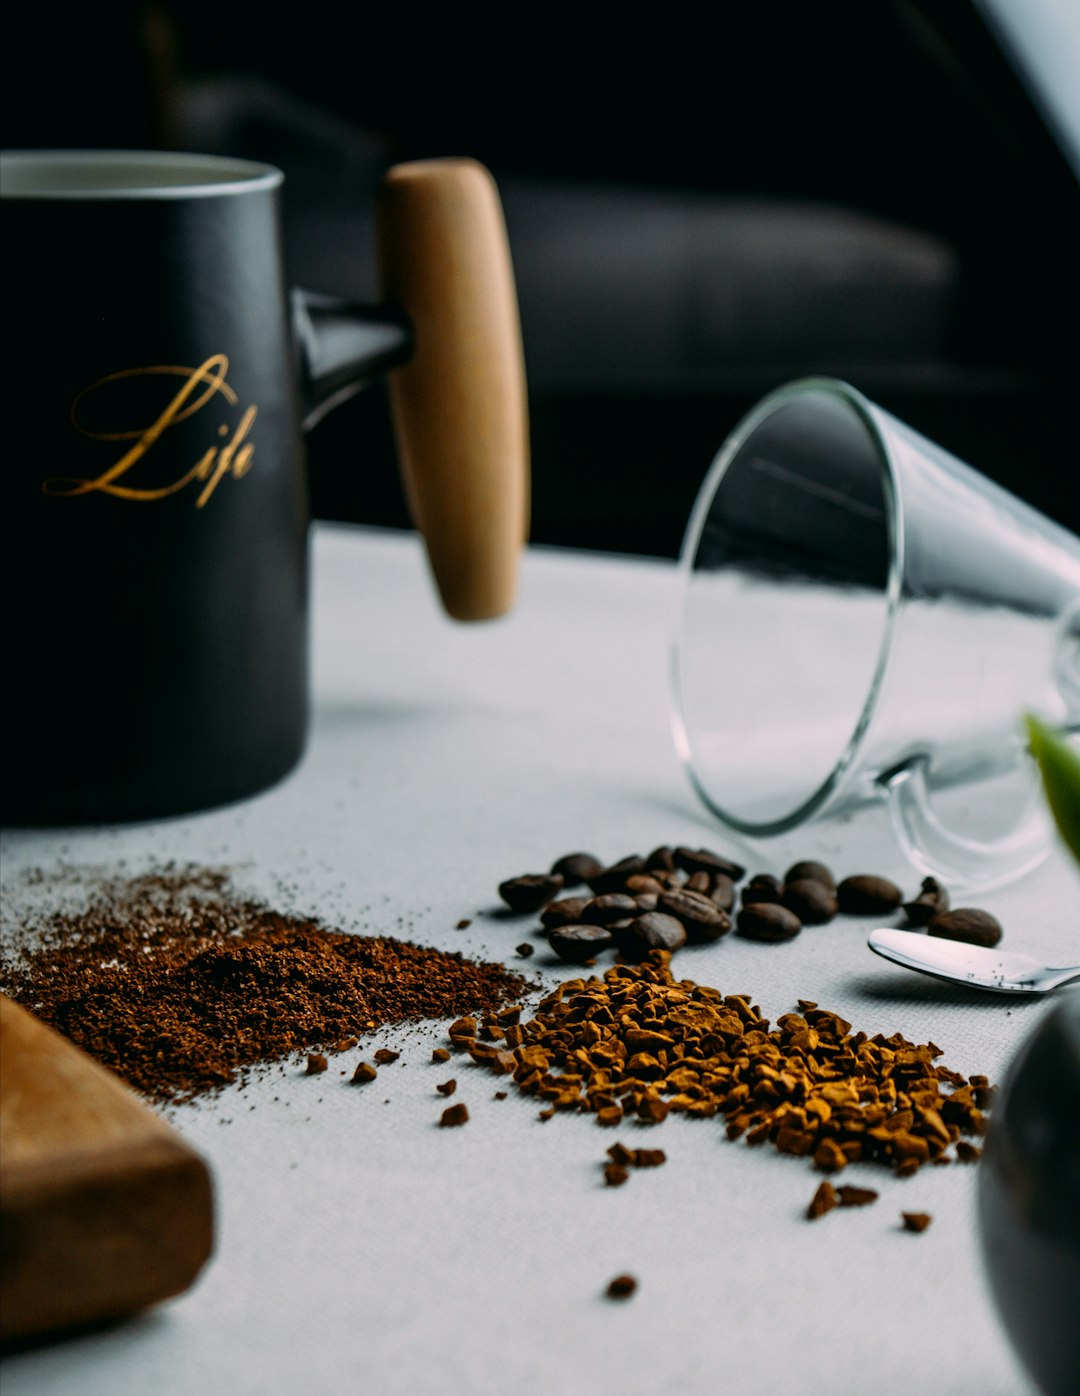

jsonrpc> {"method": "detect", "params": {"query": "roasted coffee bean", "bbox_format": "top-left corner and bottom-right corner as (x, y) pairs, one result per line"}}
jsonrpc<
(644, 845), (677, 874)
(741, 873), (784, 907)
(498, 873), (565, 913)
(903, 877), (950, 927)
(549, 852), (605, 887)
(656, 888), (731, 942)
(582, 893), (639, 926)
(547, 924), (616, 964)
(613, 912), (687, 961)
(836, 874), (903, 915)
(782, 878), (839, 925)
(588, 855), (647, 894)
(927, 908), (1003, 948)
(540, 897), (590, 929)
(674, 846), (746, 881)
(625, 874), (665, 897)
(685, 870), (711, 893)
(632, 893), (659, 913)
(709, 875), (736, 912)
(736, 903), (802, 942)
(785, 860), (836, 892)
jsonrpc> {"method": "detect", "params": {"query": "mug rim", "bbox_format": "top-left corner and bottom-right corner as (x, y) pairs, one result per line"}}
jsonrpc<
(0, 149), (284, 200)
(669, 375), (903, 835)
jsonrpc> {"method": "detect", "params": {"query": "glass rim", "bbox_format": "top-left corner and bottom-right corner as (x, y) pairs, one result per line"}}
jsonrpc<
(0, 149), (284, 200)
(669, 375), (905, 835)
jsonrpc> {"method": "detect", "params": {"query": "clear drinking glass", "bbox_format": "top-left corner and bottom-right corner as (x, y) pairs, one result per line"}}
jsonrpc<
(670, 378), (1080, 890)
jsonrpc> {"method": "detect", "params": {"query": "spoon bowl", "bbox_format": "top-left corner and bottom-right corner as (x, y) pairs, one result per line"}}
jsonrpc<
(867, 929), (1080, 995)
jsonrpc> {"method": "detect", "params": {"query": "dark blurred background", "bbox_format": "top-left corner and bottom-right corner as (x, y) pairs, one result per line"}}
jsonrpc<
(4, 1), (1078, 553)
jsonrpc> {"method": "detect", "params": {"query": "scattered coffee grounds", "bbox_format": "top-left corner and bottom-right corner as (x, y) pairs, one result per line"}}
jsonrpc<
(495, 845), (1004, 963)
(927, 908), (1003, 948)
(606, 1274), (637, 1300)
(605, 1143), (666, 1174)
(901, 1211), (933, 1233)
(439, 1102), (469, 1127)
(0, 865), (536, 1106)
(806, 1180), (880, 1219)
(447, 951), (992, 1179)
(836, 1185), (879, 1207)
(807, 1181), (838, 1219)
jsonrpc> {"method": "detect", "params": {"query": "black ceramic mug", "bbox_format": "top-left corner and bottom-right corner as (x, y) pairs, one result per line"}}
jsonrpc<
(0, 150), (527, 825)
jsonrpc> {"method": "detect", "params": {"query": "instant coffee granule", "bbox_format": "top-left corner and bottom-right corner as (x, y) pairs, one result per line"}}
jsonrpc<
(450, 950), (993, 1178)
(0, 866), (536, 1106)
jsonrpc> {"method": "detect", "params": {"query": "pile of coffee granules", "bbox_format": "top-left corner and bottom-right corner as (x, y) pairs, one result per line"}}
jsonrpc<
(447, 950), (993, 1179)
(0, 865), (536, 1105)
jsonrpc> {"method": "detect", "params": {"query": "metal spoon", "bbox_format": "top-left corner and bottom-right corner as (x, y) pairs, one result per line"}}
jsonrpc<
(867, 928), (1080, 995)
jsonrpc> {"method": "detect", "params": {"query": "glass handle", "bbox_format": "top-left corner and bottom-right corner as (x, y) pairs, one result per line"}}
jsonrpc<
(880, 755), (1052, 893)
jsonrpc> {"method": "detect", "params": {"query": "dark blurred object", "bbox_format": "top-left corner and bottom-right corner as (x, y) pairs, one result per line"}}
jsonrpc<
(5, 1), (1077, 553)
(977, 991), (1080, 1396)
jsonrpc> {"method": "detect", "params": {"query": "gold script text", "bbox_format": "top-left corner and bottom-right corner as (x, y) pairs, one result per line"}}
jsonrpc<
(44, 354), (257, 507)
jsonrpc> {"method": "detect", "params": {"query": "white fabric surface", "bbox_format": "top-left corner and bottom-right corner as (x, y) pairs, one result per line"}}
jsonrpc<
(2, 521), (1078, 1396)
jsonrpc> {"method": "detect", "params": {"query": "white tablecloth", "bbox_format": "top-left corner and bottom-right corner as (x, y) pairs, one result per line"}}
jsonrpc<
(2, 522), (1077, 1396)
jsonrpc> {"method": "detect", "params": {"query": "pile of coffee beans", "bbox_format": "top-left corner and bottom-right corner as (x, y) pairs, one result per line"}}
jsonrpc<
(497, 846), (1004, 960)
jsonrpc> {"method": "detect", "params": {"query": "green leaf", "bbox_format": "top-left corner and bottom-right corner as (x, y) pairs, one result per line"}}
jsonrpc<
(1025, 713), (1080, 866)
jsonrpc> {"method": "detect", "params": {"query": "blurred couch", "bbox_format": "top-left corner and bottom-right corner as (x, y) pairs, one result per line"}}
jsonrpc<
(5, 2), (1077, 552)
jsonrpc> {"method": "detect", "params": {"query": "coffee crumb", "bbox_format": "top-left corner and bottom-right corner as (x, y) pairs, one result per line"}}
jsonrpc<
(305, 1053), (328, 1075)
(538, 1107), (555, 1121)
(902, 1211), (933, 1232)
(439, 1103), (469, 1127)
(604, 1163), (630, 1187)
(607, 1143), (635, 1167)
(351, 1062), (377, 1084)
(515, 943), (535, 958)
(807, 1181), (837, 1219)
(436, 1079), (457, 1096)
(837, 1185), (878, 1208)
(494, 1091), (507, 1100)
(432, 1048), (451, 1063)
(633, 1148), (667, 1168)
(607, 1274), (637, 1300)
(374, 1048), (400, 1064)
(456, 919), (472, 930)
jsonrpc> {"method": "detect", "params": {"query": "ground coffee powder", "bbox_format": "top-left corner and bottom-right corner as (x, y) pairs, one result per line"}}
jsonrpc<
(0, 865), (535, 1105)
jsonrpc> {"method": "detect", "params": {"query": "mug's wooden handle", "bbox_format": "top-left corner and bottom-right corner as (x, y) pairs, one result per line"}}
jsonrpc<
(378, 158), (529, 621)
(0, 994), (214, 1342)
